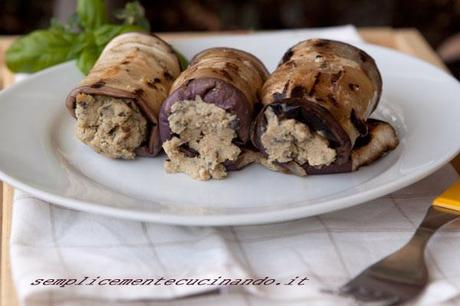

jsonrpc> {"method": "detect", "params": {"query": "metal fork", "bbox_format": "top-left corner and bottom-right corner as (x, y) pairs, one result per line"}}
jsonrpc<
(338, 205), (460, 306)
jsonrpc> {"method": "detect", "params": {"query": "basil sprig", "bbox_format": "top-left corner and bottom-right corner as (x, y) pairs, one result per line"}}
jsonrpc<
(5, 0), (165, 75)
(77, 0), (108, 30)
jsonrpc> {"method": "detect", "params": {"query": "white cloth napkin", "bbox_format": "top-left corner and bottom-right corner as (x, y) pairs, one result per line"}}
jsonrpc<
(8, 26), (460, 306)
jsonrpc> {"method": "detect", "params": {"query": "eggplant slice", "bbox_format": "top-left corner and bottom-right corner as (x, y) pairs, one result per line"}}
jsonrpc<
(159, 48), (269, 180)
(66, 32), (181, 159)
(252, 39), (399, 175)
(351, 119), (399, 171)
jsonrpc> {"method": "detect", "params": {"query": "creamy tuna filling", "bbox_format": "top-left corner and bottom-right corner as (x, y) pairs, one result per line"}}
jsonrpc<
(261, 108), (336, 167)
(162, 97), (241, 180)
(75, 93), (148, 159)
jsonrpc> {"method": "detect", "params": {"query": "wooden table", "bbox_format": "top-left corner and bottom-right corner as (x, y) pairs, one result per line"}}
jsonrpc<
(1, 28), (459, 306)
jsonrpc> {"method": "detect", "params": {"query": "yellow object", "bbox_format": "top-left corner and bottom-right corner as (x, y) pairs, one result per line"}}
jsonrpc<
(433, 180), (460, 211)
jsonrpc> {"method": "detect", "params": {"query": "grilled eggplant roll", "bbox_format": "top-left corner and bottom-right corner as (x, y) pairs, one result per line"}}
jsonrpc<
(159, 48), (269, 180)
(252, 39), (398, 175)
(66, 32), (181, 159)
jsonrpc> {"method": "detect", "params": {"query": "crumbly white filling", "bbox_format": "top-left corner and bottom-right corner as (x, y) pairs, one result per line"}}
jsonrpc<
(261, 108), (336, 167)
(162, 97), (240, 180)
(75, 93), (147, 159)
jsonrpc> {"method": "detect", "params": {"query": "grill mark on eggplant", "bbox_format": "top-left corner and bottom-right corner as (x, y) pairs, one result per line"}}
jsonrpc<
(146, 78), (161, 88)
(91, 80), (106, 88)
(330, 70), (344, 94)
(354, 133), (372, 148)
(225, 62), (239, 71)
(308, 72), (321, 96)
(358, 50), (370, 63)
(146, 82), (157, 89)
(331, 70), (343, 84)
(164, 71), (174, 81)
(327, 94), (338, 106)
(220, 69), (234, 82)
(281, 48), (294, 64)
(314, 40), (328, 48)
(291, 85), (307, 98)
(282, 80), (290, 96)
(284, 60), (297, 68)
(350, 108), (368, 136)
(133, 88), (144, 96)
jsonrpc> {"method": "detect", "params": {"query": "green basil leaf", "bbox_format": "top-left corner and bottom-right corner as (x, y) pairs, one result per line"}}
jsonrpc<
(76, 31), (93, 47)
(94, 24), (144, 47)
(5, 29), (80, 73)
(77, 0), (108, 30)
(77, 45), (99, 75)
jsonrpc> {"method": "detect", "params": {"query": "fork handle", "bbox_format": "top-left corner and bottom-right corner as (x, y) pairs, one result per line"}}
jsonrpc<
(401, 206), (459, 258)
(413, 206), (460, 247)
(368, 206), (460, 285)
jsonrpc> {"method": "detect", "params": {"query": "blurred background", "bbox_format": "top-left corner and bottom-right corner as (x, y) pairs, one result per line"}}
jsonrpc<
(1, 0), (460, 77)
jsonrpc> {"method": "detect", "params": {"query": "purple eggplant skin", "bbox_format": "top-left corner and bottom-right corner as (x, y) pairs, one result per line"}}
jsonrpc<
(262, 39), (383, 150)
(252, 38), (385, 175)
(65, 32), (182, 157)
(159, 78), (252, 144)
(159, 47), (269, 146)
(252, 101), (399, 175)
(251, 98), (353, 174)
(66, 85), (164, 157)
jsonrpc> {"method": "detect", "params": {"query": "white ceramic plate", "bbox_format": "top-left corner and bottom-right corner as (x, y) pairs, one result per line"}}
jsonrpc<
(0, 33), (459, 226)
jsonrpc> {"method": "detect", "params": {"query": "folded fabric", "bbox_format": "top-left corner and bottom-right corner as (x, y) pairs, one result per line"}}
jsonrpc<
(9, 26), (460, 306)
(10, 164), (460, 306)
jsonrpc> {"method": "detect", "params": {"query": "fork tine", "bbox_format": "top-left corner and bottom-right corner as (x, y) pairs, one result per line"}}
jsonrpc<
(340, 271), (424, 304)
(340, 282), (401, 305)
(325, 284), (399, 306)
